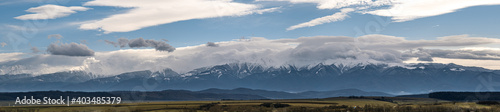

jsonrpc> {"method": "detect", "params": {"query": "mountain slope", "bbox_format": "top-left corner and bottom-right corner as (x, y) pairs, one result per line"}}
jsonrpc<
(198, 88), (393, 99)
(0, 71), (98, 92)
(198, 88), (304, 99)
(2, 63), (499, 94)
(298, 89), (393, 98)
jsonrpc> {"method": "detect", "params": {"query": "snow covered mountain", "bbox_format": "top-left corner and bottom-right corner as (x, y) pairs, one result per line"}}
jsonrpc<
(1, 63), (499, 94)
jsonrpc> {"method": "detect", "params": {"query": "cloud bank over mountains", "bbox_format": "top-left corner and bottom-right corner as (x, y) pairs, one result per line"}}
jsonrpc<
(1, 34), (499, 76)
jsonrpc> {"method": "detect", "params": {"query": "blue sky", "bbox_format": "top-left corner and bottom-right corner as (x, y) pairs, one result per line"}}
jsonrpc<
(1, 0), (500, 75)
(1, 0), (500, 53)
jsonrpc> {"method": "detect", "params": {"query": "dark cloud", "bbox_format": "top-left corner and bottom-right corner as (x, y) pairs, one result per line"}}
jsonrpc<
(47, 34), (63, 39)
(145, 39), (175, 52)
(31, 47), (40, 53)
(117, 38), (129, 48)
(128, 38), (149, 48)
(206, 42), (219, 47)
(105, 37), (175, 52)
(417, 56), (434, 62)
(104, 38), (130, 48)
(104, 40), (118, 47)
(47, 42), (94, 56)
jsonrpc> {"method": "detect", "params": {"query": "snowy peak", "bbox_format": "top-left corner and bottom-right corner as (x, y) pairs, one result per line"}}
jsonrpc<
(184, 63), (268, 79)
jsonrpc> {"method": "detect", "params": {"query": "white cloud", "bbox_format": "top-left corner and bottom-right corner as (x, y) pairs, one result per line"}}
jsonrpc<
(1, 34), (500, 76)
(79, 0), (279, 33)
(261, 0), (500, 30)
(257, 0), (392, 9)
(15, 4), (90, 20)
(287, 8), (354, 30)
(0, 54), (89, 75)
(461, 47), (500, 51)
(405, 47), (500, 61)
(405, 57), (500, 70)
(0, 53), (24, 62)
(3, 25), (28, 31)
(366, 0), (500, 22)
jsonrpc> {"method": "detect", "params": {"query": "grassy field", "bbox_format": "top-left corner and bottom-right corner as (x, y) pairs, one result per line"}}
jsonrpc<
(1, 97), (499, 112)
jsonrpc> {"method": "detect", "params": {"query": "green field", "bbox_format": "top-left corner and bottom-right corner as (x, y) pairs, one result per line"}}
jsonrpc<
(1, 97), (499, 112)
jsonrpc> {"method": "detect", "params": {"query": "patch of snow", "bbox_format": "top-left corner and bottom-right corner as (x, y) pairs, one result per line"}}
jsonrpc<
(404, 66), (417, 69)
(418, 66), (425, 69)
(217, 72), (223, 78)
(450, 68), (465, 72)
(181, 73), (193, 77)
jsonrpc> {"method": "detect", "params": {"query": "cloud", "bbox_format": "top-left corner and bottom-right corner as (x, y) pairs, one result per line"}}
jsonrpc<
(206, 42), (219, 47)
(1, 34), (499, 76)
(105, 38), (175, 52)
(0, 53), (24, 62)
(31, 47), (40, 53)
(417, 56), (434, 62)
(366, 0), (500, 22)
(0, 54), (90, 75)
(260, 0), (500, 29)
(406, 57), (500, 70)
(353, 34), (500, 50)
(3, 25), (27, 31)
(0, 42), (6, 47)
(47, 34), (63, 39)
(15, 4), (90, 20)
(408, 48), (500, 61)
(47, 42), (95, 56)
(104, 38), (129, 48)
(257, 0), (392, 9)
(79, 0), (279, 33)
(287, 8), (354, 30)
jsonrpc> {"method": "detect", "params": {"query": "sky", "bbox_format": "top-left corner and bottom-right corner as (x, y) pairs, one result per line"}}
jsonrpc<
(1, 0), (500, 76)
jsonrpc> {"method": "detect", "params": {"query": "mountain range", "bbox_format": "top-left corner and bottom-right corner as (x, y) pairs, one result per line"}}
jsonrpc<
(1, 63), (499, 95)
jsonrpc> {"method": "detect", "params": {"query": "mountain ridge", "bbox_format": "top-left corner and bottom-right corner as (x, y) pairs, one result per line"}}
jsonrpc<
(1, 63), (499, 94)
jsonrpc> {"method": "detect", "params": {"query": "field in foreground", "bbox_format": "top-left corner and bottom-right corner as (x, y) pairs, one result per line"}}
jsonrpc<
(1, 97), (500, 112)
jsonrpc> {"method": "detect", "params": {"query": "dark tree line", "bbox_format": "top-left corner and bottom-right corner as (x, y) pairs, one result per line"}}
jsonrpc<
(429, 92), (500, 101)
